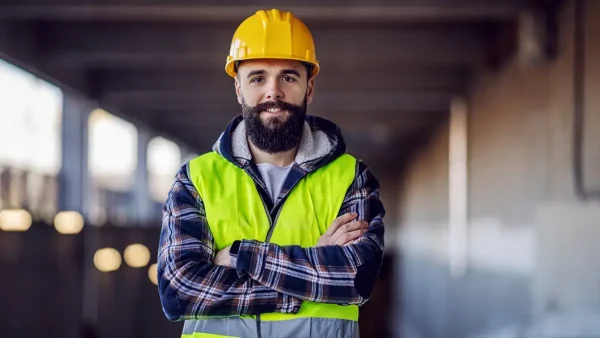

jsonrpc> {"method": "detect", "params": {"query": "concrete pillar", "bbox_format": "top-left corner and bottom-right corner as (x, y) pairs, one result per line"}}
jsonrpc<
(58, 91), (101, 330)
(132, 128), (153, 224)
(58, 90), (93, 218)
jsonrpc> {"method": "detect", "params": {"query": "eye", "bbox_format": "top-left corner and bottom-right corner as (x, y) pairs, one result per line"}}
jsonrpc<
(250, 77), (264, 83)
(282, 76), (296, 82)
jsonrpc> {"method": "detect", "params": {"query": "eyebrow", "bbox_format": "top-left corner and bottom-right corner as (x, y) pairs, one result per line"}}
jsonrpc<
(246, 69), (301, 78)
(247, 70), (265, 78)
(281, 69), (301, 77)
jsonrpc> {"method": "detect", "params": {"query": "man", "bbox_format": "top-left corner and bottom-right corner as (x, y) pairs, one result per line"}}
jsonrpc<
(157, 8), (385, 338)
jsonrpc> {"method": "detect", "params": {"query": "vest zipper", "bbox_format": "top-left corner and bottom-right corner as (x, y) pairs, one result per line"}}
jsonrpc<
(255, 185), (292, 338)
(255, 193), (271, 338)
(265, 198), (285, 243)
(250, 167), (305, 338)
(258, 192), (274, 241)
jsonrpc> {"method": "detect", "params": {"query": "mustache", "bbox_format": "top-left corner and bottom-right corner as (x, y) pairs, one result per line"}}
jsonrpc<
(246, 100), (303, 115)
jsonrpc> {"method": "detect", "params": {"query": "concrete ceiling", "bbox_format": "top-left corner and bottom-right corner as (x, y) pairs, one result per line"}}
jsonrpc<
(0, 0), (530, 166)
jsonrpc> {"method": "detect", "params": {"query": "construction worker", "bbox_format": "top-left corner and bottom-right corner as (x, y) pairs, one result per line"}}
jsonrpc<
(157, 8), (385, 338)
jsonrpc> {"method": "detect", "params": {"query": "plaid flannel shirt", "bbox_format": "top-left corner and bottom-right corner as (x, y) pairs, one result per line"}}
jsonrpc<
(157, 115), (386, 321)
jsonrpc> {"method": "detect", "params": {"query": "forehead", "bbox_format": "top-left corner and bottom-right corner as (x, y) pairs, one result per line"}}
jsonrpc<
(237, 59), (306, 76)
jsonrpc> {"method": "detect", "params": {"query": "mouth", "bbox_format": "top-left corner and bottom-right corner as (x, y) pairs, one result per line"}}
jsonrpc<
(261, 107), (287, 115)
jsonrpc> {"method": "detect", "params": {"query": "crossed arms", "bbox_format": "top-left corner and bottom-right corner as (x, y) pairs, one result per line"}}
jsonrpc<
(156, 160), (385, 321)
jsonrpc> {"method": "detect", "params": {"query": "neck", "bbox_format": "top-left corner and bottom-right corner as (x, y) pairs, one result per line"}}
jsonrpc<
(248, 140), (297, 167)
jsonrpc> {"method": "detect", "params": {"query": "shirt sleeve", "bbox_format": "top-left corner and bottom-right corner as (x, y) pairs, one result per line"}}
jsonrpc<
(230, 160), (385, 306)
(156, 164), (302, 321)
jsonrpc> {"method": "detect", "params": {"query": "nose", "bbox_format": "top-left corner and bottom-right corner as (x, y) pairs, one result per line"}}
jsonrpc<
(265, 79), (283, 101)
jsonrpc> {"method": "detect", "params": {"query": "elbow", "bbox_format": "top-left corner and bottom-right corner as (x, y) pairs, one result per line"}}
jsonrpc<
(157, 275), (187, 321)
(157, 263), (225, 319)
(353, 250), (384, 304)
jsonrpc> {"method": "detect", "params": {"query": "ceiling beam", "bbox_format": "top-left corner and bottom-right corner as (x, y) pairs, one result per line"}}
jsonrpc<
(37, 22), (488, 69)
(0, 2), (524, 22)
(100, 89), (454, 114)
(93, 67), (468, 93)
(0, 21), (103, 98)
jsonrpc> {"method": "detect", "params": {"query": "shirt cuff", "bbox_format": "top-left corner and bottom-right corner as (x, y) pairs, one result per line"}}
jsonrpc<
(234, 239), (269, 279)
(229, 240), (241, 270)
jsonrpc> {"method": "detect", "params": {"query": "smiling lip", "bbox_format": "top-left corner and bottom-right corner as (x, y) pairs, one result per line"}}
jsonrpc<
(262, 108), (287, 114)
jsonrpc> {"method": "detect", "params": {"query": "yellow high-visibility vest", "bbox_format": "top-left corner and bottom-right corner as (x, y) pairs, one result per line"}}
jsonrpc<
(183, 151), (359, 338)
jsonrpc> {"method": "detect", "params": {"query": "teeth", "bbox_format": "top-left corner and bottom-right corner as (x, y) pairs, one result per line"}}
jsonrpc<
(267, 108), (280, 112)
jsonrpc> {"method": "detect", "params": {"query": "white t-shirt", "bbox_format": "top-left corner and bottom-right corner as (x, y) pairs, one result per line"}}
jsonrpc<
(256, 162), (294, 203)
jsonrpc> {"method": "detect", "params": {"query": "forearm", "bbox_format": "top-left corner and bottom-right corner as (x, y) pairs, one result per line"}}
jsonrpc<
(158, 247), (301, 319)
(231, 221), (383, 305)
(230, 161), (385, 305)
(157, 164), (301, 320)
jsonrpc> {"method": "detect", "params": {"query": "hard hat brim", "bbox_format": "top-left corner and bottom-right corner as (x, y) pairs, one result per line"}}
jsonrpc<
(225, 55), (320, 78)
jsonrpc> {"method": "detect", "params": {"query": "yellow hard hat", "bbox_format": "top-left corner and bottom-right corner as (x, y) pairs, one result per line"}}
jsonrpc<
(225, 9), (320, 78)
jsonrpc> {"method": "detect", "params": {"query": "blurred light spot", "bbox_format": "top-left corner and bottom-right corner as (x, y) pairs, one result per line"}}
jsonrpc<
(0, 209), (32, 231)
(123, 243), (151, 268)
(54, 211), (84, 234)
(93, 247), (121, 272)
(148, 263), (158, 285)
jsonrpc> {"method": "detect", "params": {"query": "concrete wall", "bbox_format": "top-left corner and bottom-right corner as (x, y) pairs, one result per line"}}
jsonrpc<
(395, 1), (600, 337)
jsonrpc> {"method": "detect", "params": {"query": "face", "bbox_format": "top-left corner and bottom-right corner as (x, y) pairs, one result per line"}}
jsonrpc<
(234, 59), (315, 154)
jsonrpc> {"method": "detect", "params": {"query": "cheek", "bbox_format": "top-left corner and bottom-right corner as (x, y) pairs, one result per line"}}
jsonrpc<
(283, 86), (307, 103)
(239, 87), (262, 106)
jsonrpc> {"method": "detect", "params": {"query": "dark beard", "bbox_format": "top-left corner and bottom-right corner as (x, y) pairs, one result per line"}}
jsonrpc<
(242, 98), (306, 154)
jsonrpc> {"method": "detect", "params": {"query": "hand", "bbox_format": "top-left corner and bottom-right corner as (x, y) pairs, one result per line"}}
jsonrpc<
(316, 212), (369, 247)
(214, 245), (232, 267)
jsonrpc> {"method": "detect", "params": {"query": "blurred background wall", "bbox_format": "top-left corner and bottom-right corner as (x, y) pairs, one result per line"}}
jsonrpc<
(398, 2), (600, 337)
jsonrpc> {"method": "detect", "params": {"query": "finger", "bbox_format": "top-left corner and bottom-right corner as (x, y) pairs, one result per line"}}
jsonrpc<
(330, 221), (368, 243)
(324, 212), (357, 236)
(334, 228), (366, 246)
(332, 220), (368, 237)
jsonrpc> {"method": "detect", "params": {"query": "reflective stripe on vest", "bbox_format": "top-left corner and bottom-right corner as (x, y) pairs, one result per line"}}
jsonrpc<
(182, 317), (359, 338)
(185, 152), (359, 338)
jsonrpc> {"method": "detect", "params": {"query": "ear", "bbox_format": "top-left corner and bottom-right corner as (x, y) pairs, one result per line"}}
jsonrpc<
(234, 76), (243, 104)
(305, 76), (315, 105)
